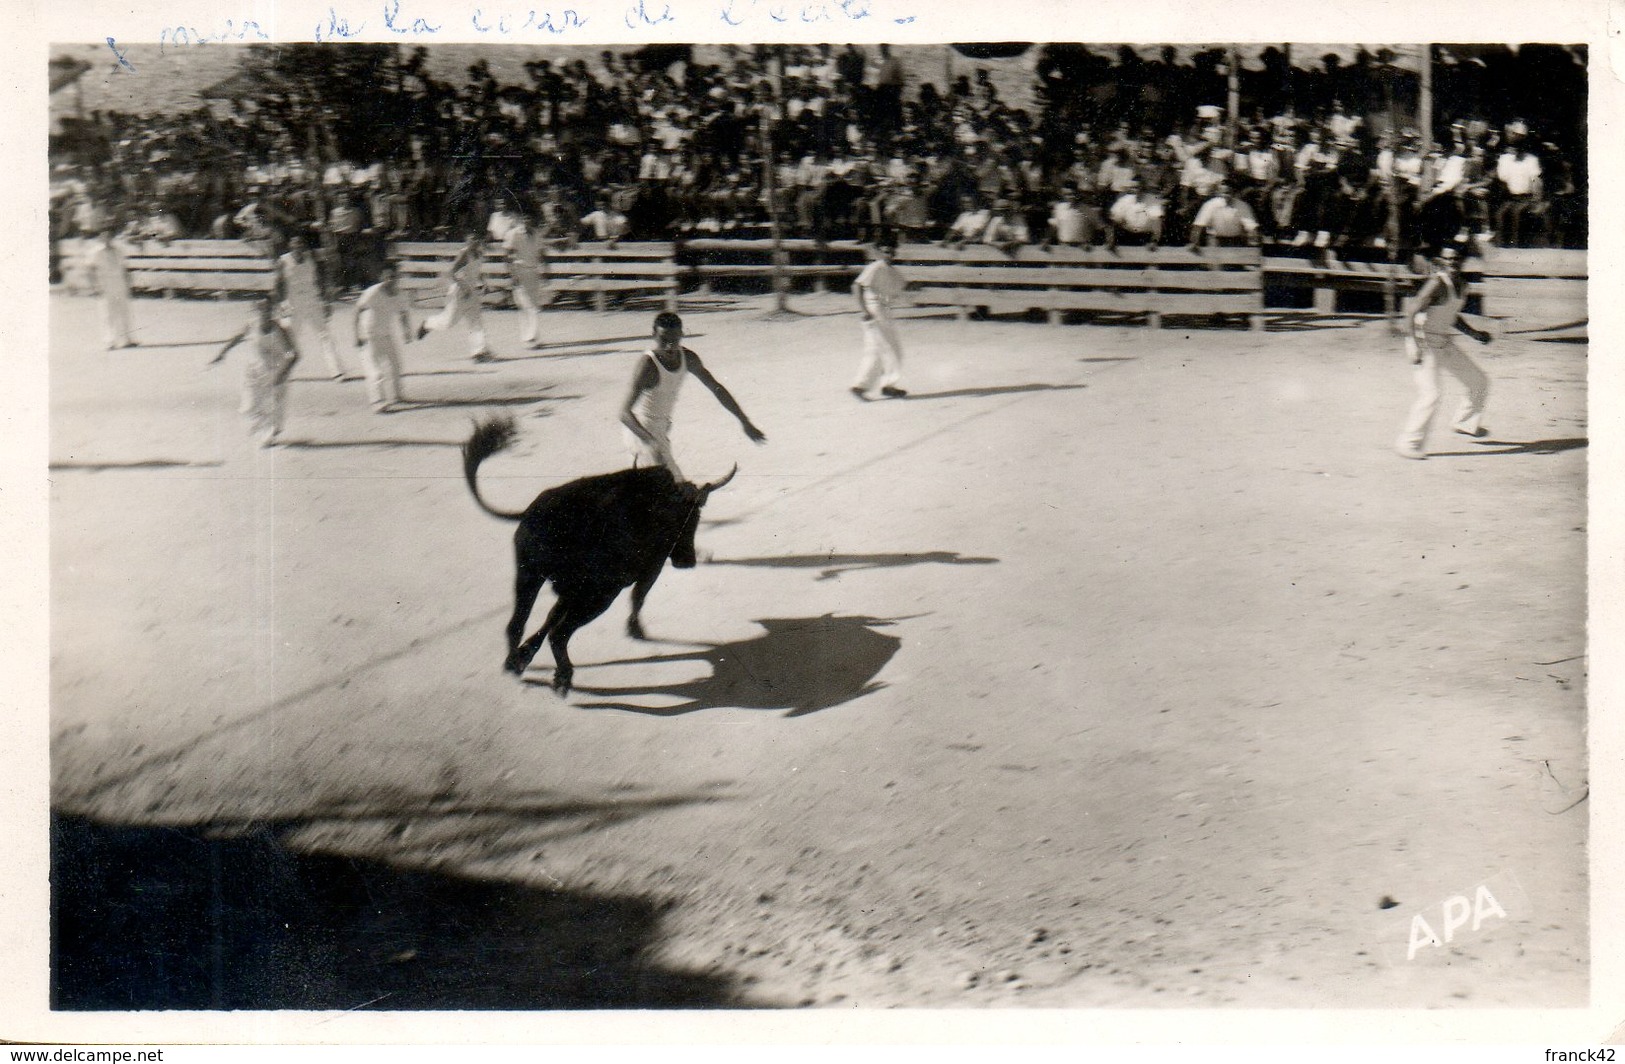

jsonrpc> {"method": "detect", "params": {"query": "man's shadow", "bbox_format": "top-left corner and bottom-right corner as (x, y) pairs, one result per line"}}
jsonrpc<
(901, 383), (1089, 401)
(1429, 437), (1587, 457)
(552, 614), (910, 718)
(710, 550), (998, 581)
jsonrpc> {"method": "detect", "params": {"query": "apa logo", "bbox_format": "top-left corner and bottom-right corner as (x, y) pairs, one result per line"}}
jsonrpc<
(1406, 883), (1509, 961)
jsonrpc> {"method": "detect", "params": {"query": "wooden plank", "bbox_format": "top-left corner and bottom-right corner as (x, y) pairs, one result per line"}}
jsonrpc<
(914, 288), (1145, 314)
(688, 264), (858, 277)
(128, 271), (275, 291)
(137, 240), (269, 258)
(908, 266), (1259, 291)
(547, 263), (682, 278)
(680, 238), (867, 253)
(1481, 279), (1587, 325)
(906, 265), (1146, 287)
(913, 286), (1263, 315)
(126, 257), (277, 273)
(1129, 292), (1264, 314)
(897, 244), (1260, 267)
(549, 279), (678, 293)
(1478, 247), (1587, 278)
(393, 241), (675, 260)
(1482, 277), (1587, 301)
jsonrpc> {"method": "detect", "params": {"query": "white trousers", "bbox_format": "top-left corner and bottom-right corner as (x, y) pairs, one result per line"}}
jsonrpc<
(624, 416), (682, 481)
(1397, 336), (1489, 451)
(512, 273), (550, 344)
(359, 337), (405, 408)
(853, 314), (904, 391)
(242, 369), (286, 445)
(102, 290), (133, 348)
(282, 300), (345, 378)
(423, 284), (488, 357)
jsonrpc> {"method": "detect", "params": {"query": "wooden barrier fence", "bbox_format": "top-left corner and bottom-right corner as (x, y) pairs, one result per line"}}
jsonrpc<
(895, 244), (1265, 328)
(52, 238), (1586, 334)
(393, 240), (680, 312)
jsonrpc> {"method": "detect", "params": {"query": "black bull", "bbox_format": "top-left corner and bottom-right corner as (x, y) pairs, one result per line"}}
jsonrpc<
(461, 416), (736, 693)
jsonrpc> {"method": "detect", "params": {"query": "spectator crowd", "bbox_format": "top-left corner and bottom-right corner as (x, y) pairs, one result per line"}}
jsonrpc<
(49, 42), (1585, 282)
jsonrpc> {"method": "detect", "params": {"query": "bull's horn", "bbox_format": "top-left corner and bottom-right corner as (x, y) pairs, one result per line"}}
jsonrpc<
(700, 464), (738, 496)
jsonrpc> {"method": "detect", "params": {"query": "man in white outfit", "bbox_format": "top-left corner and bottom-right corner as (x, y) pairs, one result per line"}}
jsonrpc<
(275, 235), (348, 380)
(354, 263), (415, 413)
(1395, 245), (1493, 459)
(502, 217), (552, 349)
(418, 232), (492, 361)
(620, 311), (765, 482)
(91, 229), (136, 349)
(850, 237), (908, 400)
(211, 298), (299, 447)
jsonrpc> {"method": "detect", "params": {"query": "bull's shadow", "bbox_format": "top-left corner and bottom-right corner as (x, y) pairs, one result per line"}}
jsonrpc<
(710, 550), (998, 581)
(51, 798), (750, 1010)
(563, 614), (906, 717)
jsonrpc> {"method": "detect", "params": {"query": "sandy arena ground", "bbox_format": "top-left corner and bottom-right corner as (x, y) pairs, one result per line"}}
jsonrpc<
(45, 285), (1587, 1012)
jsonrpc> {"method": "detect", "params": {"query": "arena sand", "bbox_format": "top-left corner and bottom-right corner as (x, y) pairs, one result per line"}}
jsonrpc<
(48, 288), (1586, 1009)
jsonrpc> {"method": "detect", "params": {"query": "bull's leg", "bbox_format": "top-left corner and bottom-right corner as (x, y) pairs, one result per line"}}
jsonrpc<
(503, 566), (548, 675)
(626, 563), (665, 641)
(546, 589), (619, 695)
(510, 597), (566, 676)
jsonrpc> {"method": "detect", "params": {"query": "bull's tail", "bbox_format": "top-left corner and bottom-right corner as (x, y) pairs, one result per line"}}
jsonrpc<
(462, 416), (527, 521)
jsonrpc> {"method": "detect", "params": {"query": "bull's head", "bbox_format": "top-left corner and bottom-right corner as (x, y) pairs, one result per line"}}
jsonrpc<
(669, 465), (737, 570)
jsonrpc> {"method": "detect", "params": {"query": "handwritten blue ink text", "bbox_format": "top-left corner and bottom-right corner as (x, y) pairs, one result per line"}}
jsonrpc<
(157, 18), (269, 52)
(106, 38), (136, 72)
(383, 0), (443, 35)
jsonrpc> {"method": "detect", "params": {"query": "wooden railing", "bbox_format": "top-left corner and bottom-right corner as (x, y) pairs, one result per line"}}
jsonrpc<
(52, 238), (1586, 334)
(895, 244), (1264, 328)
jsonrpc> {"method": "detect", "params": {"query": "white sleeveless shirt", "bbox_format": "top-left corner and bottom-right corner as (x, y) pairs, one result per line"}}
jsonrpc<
(632, 347), (687, 429)
(1421, 272), (1466, 338)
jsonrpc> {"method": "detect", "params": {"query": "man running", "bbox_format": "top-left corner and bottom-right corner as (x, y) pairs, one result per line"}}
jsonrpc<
(354, 263), (415, 413)
(502, 217), (552, 349)
(275, 235), (348, 380)
(211, 298), (300, 447)
(418, 232), (492, 362)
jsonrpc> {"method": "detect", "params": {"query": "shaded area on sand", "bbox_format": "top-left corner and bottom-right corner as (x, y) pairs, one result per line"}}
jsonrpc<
(51, 810), (751, 1010)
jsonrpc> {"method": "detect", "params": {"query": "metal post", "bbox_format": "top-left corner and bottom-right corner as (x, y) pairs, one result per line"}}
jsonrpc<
(766, 46), (788, 313)
(1382, 64), (1400, 333)
(1226, 46), (1241, 149)
(1419, 45), (1433, 154)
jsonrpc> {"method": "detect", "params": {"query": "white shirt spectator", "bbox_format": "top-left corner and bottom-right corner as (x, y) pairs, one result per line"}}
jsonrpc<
(1244, 149), (1279, 182)
(1429, 153), (1467, 197)
(1109, 193), (1164, 233)
(1049, 200), (1090, 244)
(1497, 151), (1542, 195)
(1329, 111), (1361, 142)
(639, 151), (674, 182)
(947, 208), (992, 243)
(581, 207), (628, 242)
(794, 155), (830, 187)
(1191, 194), (1259, 240)
(487, 207), (521, 243)
(1394, 150), (1424, 186)
(1182, 157), (1223, 196)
